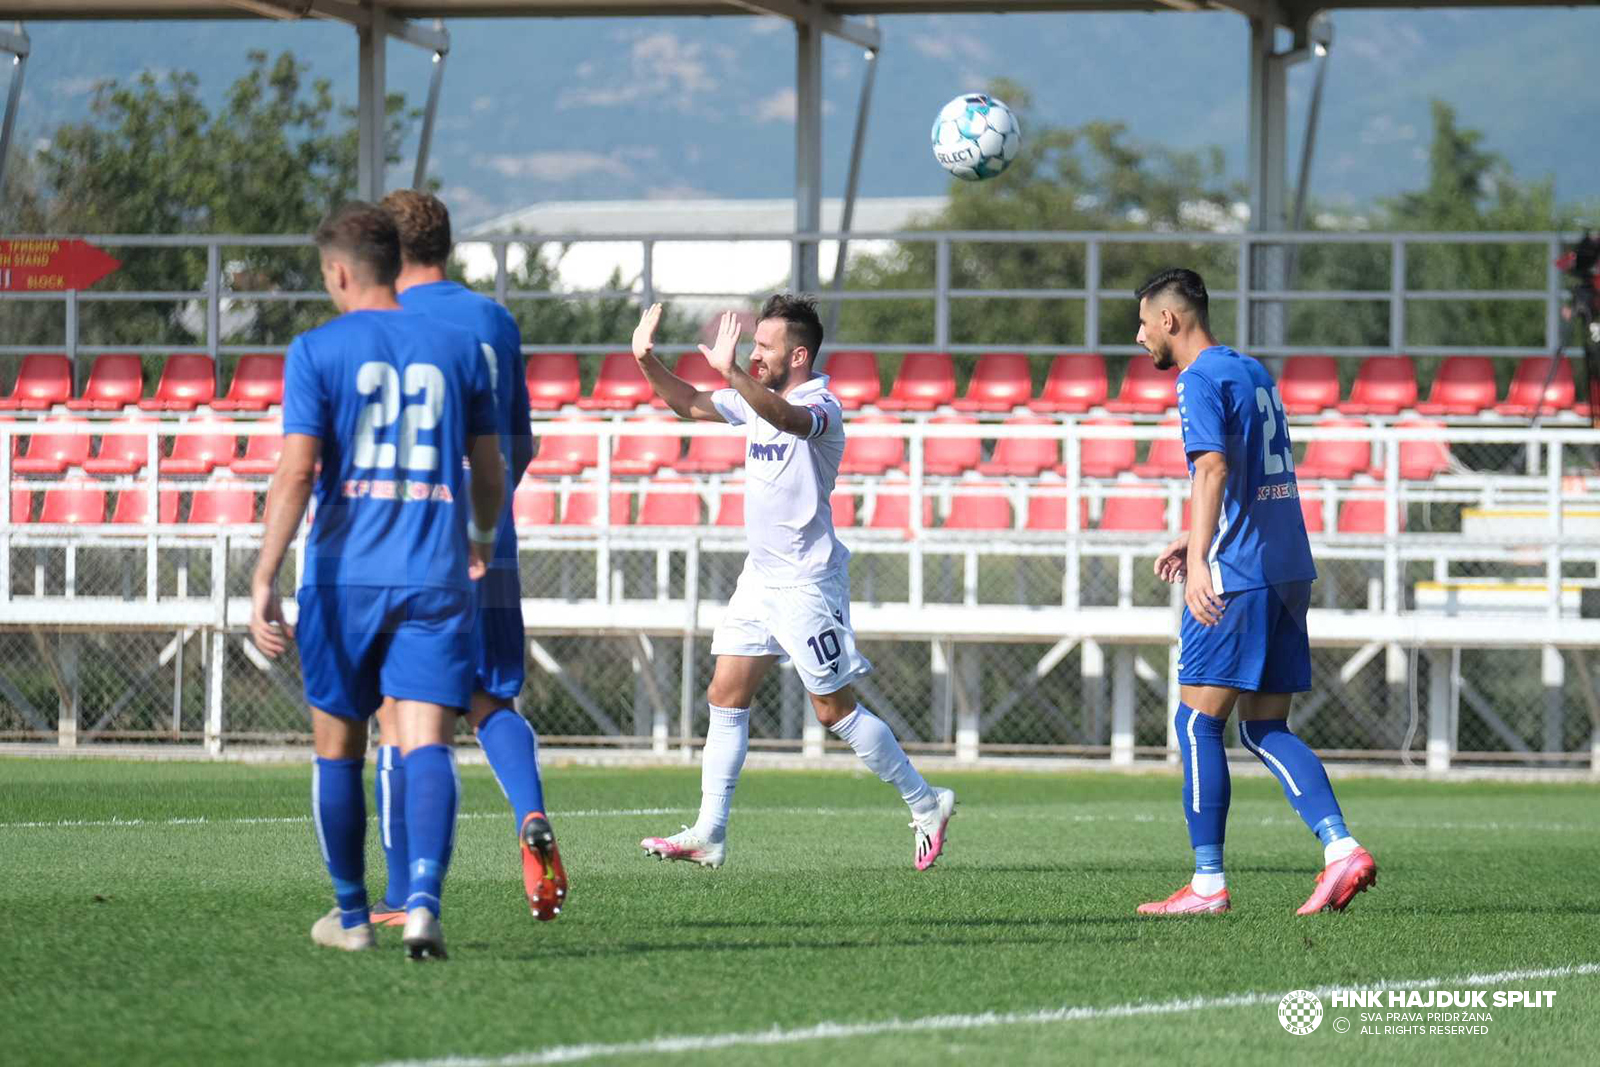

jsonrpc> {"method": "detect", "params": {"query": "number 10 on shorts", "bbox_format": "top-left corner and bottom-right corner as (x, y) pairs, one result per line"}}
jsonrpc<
(807, 628), (841, 669)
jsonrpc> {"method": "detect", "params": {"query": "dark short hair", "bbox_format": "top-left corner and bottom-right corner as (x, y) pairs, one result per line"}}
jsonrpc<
(759, 292), (824, 362)
(379, 189), (452, 267)
(1135, 267), (1209, 325)
(314, 202), (401, 287)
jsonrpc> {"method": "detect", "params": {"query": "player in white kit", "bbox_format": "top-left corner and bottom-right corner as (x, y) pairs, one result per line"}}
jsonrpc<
(630, 295), (956, 870)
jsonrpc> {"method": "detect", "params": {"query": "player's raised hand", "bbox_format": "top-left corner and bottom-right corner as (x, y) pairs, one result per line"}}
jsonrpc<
(699, 310), (742, 378)
(249, 580), (293, 658)
(1154, 533), (1189, 583)
(631, 303), (664, 363)
(1184, 565), (1226, 626)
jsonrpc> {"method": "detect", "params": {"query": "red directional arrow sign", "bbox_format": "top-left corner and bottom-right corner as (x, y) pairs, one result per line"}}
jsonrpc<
(0, 239), (121, 292)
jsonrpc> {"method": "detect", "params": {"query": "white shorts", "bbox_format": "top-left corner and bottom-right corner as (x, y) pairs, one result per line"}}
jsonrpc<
(709, 566), (873, 696)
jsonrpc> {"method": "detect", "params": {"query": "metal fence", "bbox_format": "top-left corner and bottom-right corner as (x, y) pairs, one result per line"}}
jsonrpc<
(1, 418), (1596, 771)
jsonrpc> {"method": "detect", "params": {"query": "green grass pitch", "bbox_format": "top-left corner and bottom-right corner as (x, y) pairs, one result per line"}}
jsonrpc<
(1, 757), (1596, 1066)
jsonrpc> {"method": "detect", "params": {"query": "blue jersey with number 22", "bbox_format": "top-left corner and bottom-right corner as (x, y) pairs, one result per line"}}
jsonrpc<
(283, 309), (496, 591)
(1178, 345), (1317, 594)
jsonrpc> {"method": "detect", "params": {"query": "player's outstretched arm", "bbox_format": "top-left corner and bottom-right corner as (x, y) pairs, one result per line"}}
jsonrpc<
(701, 311), (818, 436)
(631, 303), (726, 422)
(465, 432), (506, 581)
(249, 434), (319, 657)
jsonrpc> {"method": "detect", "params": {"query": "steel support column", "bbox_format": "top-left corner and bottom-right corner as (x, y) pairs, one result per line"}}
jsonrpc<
(793, 19), (823, 294)
(0, 23), (29, 207)
(356, 7), (388, 201)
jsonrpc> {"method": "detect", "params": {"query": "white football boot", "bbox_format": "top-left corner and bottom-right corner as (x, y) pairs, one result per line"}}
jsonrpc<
(402, 908), (448, 961)
(310, 907), (376, 951)
(640, 825), (726, 868)
(911, 787), (957, 871)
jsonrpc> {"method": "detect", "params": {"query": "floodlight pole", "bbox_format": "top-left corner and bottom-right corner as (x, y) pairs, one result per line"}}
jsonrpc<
(413, 24), (449, 189)
(823, 30), (880, 355)
(0, 22), (30, 208)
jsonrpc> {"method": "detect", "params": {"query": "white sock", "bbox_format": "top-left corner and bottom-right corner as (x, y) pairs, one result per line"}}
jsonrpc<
(693, 704), (748, 842)
(1191, 872), (1226, 896)
(1324, 836), (1361, 865)
(829, 705), (936, 817)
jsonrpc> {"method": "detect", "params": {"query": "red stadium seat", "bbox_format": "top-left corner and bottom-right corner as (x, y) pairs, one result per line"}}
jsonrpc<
(823, 351), (881, 410)
(1386, 419), (1453, 481)
(611, 416), (683, 476)
(879, 353), (955, 411)
(944, 490), (1013, 530)
(953, 352), (1032, 412)
(838, 414), (904, 475)
(232, 422), (284, 475)
(1416, 356), (1496, 416)
(1495, 356), (1575, 417)
(638, 481), (702, 526)
(652, 352), (721, 408)
(1336, 496), (1404, 534)
(1299, 483), (1326, 534)
(1024, 490), (1089, 531)
(978, 416), (1059, 477)
(187, 483), (257, 525)
(83, 417), (157, 475)
(1032, 353), (1107, 413)
(1279, 356), (1341, 415)
(0, 354), (72, 410)
(867, 490), (935, 530)
(512, 481), (558, 527)
(1132, 419), (1188, 479)
(676, 427), (746, 474)
(923, 415), (981, 476)
(1070, 418), (1137, 479)
(1295, 418), (1371, 480)
(1338, 355), (1417, 415)
(139, 354), (215, 412)
(828, 489), (857, 527)
(577, 352), (652, 410)
(14, 419), (92, 474)
(562, 488), (631, 526)
(111, 489), (179, 525)
(714, 490), (744, 527)
(8, 489), (32, 523)
(1105, 358), (1178, 414)
(212, 354), (284, 412)
(164, 419), (238, 475)
(65, 354), (143, 411)
(40, 483), (107, 525)
(527, 415), (600, 476)
(1099, 494), (1170, 532)
(525, 353), (582, 411)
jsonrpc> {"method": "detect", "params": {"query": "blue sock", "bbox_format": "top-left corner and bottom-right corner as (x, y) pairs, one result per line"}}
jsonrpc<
(1238, 719), (1350, 844)
(477, 707), (546, 830)
(402, 744), (459, 917)
(1175, 704), (1230, 880)
(312, 755), (369, 929)
(374, 745), (408, 910)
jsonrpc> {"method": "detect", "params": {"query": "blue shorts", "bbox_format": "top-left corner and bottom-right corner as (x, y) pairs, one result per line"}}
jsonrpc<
(295, 584), (476, 720)
(1177, 580), (1313, 693)
(472, 566), (526, 704)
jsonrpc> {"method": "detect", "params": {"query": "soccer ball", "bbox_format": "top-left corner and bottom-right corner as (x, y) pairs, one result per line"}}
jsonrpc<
(931, 93), (1021, 181)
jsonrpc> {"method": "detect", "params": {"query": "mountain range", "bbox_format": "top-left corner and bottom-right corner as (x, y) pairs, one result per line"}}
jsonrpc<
(12, 7), (1599, 227)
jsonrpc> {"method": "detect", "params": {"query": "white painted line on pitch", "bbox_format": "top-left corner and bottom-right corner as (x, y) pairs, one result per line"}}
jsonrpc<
(372, 962), (1600, 1067)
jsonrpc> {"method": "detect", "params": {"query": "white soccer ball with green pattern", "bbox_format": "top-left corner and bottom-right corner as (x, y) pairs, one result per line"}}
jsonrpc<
(931, 93), (1021, 181)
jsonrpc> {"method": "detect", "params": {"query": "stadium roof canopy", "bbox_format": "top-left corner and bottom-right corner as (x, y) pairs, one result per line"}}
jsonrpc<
(5, 0), (1590, 293)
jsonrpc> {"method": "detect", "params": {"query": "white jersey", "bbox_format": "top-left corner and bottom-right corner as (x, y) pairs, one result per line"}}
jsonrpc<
(711, 374), (849, 587)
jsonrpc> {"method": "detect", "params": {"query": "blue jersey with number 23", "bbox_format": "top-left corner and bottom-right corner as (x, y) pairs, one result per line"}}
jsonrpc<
(1178, 345), (1317, 594)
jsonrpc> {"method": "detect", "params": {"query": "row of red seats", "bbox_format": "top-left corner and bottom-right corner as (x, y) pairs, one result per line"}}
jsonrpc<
(1, 417), (282, 476)
(526, 350), (1586, 418)
(6, 350), (1579, 421)
(8, 484), (256, 525)
(509, 482), (1397, 535)
(0, 354), (283, 412)
(524, 413), (1454, 482)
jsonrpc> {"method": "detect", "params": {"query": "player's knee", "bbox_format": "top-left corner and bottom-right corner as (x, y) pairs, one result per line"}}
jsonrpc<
(809, 688), (855, 727)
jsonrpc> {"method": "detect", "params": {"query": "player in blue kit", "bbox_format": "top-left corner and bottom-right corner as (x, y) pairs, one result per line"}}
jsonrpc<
(367, 189), (566, 924)
(1130, 268), (1377, 916)
(248, 203), (505, 959)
